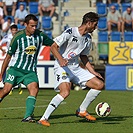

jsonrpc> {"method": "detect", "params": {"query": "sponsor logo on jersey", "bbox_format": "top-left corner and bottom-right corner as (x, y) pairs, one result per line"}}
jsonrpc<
(25, 45), (37, 55)
(68, 52), (76, 59)
(62, 72), (68, 80)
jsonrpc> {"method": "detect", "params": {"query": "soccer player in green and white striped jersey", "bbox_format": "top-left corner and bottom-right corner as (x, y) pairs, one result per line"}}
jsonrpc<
(0, 14), (54, 122)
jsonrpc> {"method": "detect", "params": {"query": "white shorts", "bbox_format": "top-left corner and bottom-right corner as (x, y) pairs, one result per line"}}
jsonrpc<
(54, 64), (95, 91)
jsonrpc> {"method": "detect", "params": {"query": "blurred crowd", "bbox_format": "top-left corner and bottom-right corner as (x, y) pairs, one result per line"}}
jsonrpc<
(0, 0), (58, 39)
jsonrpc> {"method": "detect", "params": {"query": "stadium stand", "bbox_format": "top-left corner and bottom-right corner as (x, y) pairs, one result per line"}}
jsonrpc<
(110, 31), (121, 41)
(96, 3), (107, 17)
(121, 3), (131, 12)
(42, 16), (53, 30)
(98, 17), (108, 31)
(108, 3), (120, 10)
(29, 2), (39, 15)
(98, 31), (109, 63)
(123, 32), (133, 41)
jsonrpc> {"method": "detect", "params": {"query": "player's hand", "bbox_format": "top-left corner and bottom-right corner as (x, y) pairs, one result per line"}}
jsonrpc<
(95, 72), (104, 81)
(59, 58), (68, 67)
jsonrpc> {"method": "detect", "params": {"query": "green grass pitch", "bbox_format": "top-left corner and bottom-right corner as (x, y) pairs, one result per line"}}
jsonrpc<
(0, 89), (133, 133)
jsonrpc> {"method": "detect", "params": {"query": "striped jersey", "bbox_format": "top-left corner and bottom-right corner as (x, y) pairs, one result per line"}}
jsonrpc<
(54, 27), (92, 67)
(8, 29), (54, 72)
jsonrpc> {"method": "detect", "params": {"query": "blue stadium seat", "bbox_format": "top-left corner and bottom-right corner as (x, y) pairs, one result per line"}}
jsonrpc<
(96, 3), (107, 17)
(44, 30), (53, 39)
(17, 2), (27, 9)
(29, 2), (39, 14)
(109, 3), (120, 10)
(4, 16), (14, 23)
(98, 17), (107, 31)
(98, 31), (108, 42)
(121, 3), (131, 12)
(98, 31), (109, 63)
(42, 16), (53, 30)
(110, 31), (121, 41)
(124, 32), (133, 41)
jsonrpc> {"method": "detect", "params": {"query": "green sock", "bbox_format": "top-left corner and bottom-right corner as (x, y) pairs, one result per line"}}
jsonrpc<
(24, 96), (36, 118)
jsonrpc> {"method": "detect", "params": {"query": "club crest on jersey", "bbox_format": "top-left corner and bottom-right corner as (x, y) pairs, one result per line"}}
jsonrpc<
(68, 52), (76, 59)
(25, 45), (37, 55)
(62, 72), (68, 80)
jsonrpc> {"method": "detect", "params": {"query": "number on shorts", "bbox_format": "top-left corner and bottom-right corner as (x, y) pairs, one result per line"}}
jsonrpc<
(7, 74), (14, 81)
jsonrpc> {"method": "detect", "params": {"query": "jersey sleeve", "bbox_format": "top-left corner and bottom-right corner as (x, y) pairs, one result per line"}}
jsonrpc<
(54, 28), (72, 47)
(40, 32), (54, 46)
(7, 36), (18, 56)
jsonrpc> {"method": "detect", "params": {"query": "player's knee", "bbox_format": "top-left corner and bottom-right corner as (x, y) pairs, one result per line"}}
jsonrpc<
(60, 90), (70, 99)
(97, 81), (104, 90)
(3, 87), (11, 95)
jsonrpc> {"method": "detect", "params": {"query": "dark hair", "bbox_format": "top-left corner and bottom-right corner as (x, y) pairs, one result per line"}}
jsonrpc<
(82, 12), (99, 24)
(7, 17), (12, 21)
(10, 24), (18, 29)
(24, 14), (38, 24)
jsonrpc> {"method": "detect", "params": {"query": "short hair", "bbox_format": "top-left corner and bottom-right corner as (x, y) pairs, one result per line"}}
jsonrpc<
(10, 24), (18, 29)
(24, 14), (38, 24)
(82, 12), (99, 24)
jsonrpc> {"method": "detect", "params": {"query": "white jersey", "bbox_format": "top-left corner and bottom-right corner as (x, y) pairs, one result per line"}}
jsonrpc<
(0, 33), (13, 52)
(53, 27), (94, 90)
(54, 27), (92, 67)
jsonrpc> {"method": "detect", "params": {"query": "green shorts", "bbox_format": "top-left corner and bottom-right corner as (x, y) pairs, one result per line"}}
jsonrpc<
(4, 67), (39, 87)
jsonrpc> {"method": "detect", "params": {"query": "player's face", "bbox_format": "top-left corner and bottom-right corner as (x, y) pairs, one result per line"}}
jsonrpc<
(25, 19), (38, 36)
(86, 21), (98, 33)
(11, 28), (18, 36)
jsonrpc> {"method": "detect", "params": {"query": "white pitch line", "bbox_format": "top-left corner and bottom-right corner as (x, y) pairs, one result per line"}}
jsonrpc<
(0, 102), (66, 110)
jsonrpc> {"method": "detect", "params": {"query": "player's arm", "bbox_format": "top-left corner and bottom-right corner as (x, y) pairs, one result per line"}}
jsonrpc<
(51, 28), (72, 67)
(51, 42), (68, 67)
(0, 54), (12, 82)
(80, 55), (104, 80)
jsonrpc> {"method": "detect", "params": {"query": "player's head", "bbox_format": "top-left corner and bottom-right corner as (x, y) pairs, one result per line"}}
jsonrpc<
(10, 24), (18, 36)
(24, 14), (38, 35)
(82, 12), (99, 33)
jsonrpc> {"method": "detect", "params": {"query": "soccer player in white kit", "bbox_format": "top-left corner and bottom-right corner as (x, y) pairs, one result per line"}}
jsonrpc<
(38, 12), (104, 126)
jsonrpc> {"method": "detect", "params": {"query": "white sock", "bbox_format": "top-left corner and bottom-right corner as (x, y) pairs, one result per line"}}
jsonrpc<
(79, 89), (101, 113)
(40, 94), (64, 120)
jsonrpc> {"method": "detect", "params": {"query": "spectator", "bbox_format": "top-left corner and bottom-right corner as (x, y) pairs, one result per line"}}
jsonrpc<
(0, 6), (4, 30)
(108, 0), (121, 4)
(107, 5), (122, 34)
(14, 3), (28, 24)
(17, 19), (25, 30)
(3, 0), (17, 17)
(122, 7), (133, 33)
(1, 17), (13, 37)
(91, 0), (121, 7)
(38, 0), (56, 17)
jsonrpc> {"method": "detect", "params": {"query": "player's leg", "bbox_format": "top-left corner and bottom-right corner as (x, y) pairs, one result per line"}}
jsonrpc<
(38, 82), (71, 126)
(0, 68), (15, 101)
(0, 83), (13, 102)
(38, 66), (72, 126)
(79, 77), (104, 112)
(77, 77), (104, 121)
(21, 72), (39, 122)
(8, 87), (14, 95)
(74, 67), (104, 121)
(18, 84), (23, 95)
